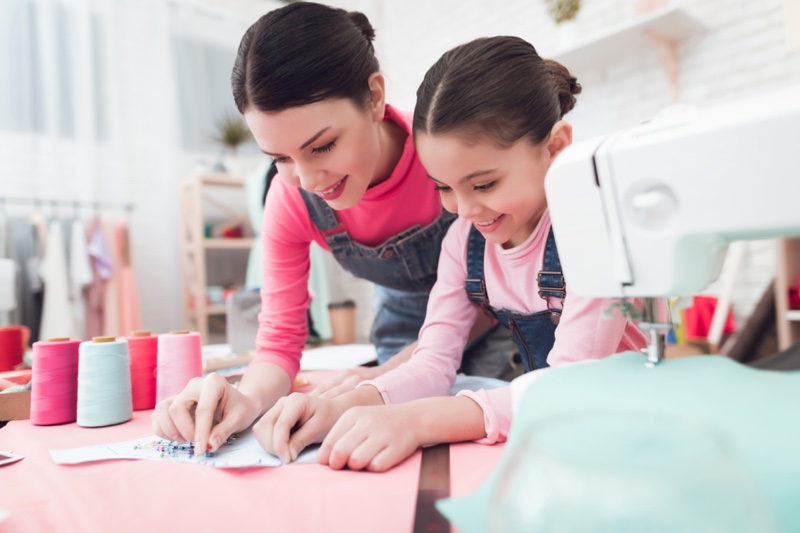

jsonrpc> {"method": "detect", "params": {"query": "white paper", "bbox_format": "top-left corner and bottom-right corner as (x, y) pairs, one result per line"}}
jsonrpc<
(300, 343), (377, 371)
(50, 428), (318, 468)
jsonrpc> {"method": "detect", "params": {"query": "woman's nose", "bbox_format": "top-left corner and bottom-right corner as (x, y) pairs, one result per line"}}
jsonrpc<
(294, 162), (324, 191)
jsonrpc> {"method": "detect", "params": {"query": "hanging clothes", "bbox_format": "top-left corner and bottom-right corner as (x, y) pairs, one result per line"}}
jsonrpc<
(101, 217), (120, 336)
(85, 217), (111, 339)
(69, 218), (93, 339)
(39, 221), (74, 340)
(115, 220), (141, 336)
(0, 206), (19, 326)
(8, 217), (44, 343)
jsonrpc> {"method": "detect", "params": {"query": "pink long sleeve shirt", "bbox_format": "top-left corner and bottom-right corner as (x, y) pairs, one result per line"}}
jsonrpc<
(253, 105), (445, 379)
(363, 213), (648, 444)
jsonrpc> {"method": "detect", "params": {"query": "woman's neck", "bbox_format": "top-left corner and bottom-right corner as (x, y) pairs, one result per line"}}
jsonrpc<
(370, 115), (407, 188)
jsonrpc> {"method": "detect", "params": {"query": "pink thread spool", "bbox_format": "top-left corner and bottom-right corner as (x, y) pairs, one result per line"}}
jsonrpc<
(124, 330), (158, 410)
(156, 330), (202, 402)
(30, 337), (81, 426)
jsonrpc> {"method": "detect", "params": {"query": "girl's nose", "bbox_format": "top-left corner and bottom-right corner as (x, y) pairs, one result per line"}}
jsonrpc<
(457, 198), (481, 220)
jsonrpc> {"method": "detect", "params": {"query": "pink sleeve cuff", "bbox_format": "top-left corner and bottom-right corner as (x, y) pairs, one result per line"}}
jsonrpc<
(457, 389), (503, 445)
(357, 379), (391, 404)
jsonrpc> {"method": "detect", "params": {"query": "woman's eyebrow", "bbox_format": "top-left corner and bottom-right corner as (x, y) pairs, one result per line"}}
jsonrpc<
(262, 126), (332, 157)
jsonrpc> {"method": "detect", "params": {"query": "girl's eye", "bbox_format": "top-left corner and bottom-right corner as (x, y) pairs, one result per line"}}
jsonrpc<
(273, 156), (291, 164)
(474, 181), (497, 192)
(434, 185), (452, 193)
(311, 140), (336, 155)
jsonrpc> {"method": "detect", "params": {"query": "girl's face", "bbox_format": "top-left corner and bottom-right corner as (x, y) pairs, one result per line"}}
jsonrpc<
(416, 124), (571, 249)
(245, 96), (384, 210)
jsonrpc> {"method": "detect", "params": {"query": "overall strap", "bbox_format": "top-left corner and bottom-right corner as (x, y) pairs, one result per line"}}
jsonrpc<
(537, 227), (566, 301)
(464, 225), (489, 305)
(298, 189), (344, 235)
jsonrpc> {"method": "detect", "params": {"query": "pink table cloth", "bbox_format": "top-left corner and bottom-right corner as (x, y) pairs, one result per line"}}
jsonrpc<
(0, 371), (503, 533)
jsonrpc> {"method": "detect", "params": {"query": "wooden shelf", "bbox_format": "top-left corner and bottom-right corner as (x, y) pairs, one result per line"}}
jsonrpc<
(547, 5), (706, 100)
(786, 310), (800, 322)
(776, 238), (800, 350)
(179, 174), (252, 343)
(203, 238), (254, 250)
(207, 304), (227, 315)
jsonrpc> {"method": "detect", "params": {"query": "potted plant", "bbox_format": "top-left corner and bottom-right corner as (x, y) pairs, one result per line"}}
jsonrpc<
(545, 0), (581, 23)
(212, 114), (253, 176)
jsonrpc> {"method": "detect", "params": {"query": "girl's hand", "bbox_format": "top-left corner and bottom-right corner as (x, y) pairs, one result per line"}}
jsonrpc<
(319, 403), (422, 472)
(254, 393), (348, 464)
(151, 373), (261, 455)
(309, 366), (383, 399)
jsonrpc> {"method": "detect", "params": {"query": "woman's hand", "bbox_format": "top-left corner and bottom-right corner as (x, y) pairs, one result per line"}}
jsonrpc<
(151, 373), (261, 455)
(319, 403), (422, 472)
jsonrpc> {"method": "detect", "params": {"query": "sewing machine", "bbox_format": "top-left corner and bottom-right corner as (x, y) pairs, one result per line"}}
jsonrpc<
(545, 89), (800, 364)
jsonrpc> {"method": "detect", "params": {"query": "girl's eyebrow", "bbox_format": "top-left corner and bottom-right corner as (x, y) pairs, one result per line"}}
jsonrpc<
(426, 169), (496, 184)
(261, 127), (332, 157)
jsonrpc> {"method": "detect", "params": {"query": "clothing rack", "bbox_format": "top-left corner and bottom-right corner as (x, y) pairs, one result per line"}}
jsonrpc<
(0, 197), (135, 212)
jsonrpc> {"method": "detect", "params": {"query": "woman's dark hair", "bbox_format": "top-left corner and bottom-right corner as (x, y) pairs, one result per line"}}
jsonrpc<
(413, 36), (581, 148)
(232, 2), (379, 113)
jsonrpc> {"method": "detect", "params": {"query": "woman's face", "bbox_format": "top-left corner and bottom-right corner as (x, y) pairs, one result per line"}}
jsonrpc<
(245, 98), (383, 210)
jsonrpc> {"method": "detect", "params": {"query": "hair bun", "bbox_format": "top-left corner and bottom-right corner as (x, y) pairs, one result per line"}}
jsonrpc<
(347, 11), (375, 42)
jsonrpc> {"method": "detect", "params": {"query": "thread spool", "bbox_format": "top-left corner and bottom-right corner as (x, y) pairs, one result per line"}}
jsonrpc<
(30, 338), (81, 426)
(0, 326), (28, 371)
(77, 336), (133, 427)
(156, 331), (202, 402)
(124, 330), (158, 410)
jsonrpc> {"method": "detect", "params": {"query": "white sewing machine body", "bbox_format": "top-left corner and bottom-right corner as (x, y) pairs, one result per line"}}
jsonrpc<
(546, 90), (800, 299)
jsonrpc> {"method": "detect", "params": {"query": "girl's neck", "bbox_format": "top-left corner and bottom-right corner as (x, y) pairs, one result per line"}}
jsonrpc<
(370, 115), (407, 188)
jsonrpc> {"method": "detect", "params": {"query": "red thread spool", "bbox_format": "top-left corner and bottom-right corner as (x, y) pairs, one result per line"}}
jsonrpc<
(30, 337), (81, 426)
(124, 330), (158, 410)
(0, 325), (28, 371)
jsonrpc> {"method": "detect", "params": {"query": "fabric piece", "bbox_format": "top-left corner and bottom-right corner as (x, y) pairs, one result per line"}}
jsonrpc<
(39, 221), (73, 340)
(252, 104), (445, 379)
(84, 218), (107, 339)
(0, 258), (15, 312)
(438, 352), (800, 533)
(364, 214), (648, 443)
(0, 207), (19, 325)
(101, 218), (119, 337)
(115, 221), (141, 336)
(10, 216), (44, 342)
(69, 219), (93, 339)
(1, 390), (503, 533)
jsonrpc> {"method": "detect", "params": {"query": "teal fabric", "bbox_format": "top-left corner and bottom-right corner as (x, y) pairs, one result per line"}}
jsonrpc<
(438, 352), (800, 532)
(242, 163), (331, 339)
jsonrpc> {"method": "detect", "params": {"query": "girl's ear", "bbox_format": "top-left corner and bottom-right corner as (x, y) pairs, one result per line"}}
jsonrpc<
(546, 121), (573, 161)
(367, 72), (387, 122)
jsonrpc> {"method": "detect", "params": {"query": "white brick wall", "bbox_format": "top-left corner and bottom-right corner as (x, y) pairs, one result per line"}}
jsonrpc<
(3, 0), (798, 335)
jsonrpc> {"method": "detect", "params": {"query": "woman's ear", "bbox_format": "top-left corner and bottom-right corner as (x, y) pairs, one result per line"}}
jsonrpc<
(546, 121), (573, 161)
(367, 72), (386, 122)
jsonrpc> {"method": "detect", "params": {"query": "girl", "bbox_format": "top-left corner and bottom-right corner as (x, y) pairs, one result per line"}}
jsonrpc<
(257, 35), (648, 470)
(151, 2), (507, 454)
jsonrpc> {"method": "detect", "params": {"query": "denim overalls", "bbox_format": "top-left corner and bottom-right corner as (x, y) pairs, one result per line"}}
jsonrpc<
(464, 225), (565, 372)
(300, 190), (457, 363)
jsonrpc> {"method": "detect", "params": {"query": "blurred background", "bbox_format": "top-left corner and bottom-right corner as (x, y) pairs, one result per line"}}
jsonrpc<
(1, 0), (798, 351)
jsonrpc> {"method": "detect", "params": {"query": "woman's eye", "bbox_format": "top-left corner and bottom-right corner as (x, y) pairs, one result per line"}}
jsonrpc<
(311, 141), (336, 154)
(434, 185), (452, 193)
(273, 156), (291, 164)
(474, 181), (496, 192)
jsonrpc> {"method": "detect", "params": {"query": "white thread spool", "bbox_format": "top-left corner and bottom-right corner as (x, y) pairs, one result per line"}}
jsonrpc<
(77, 336), (133, 427)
